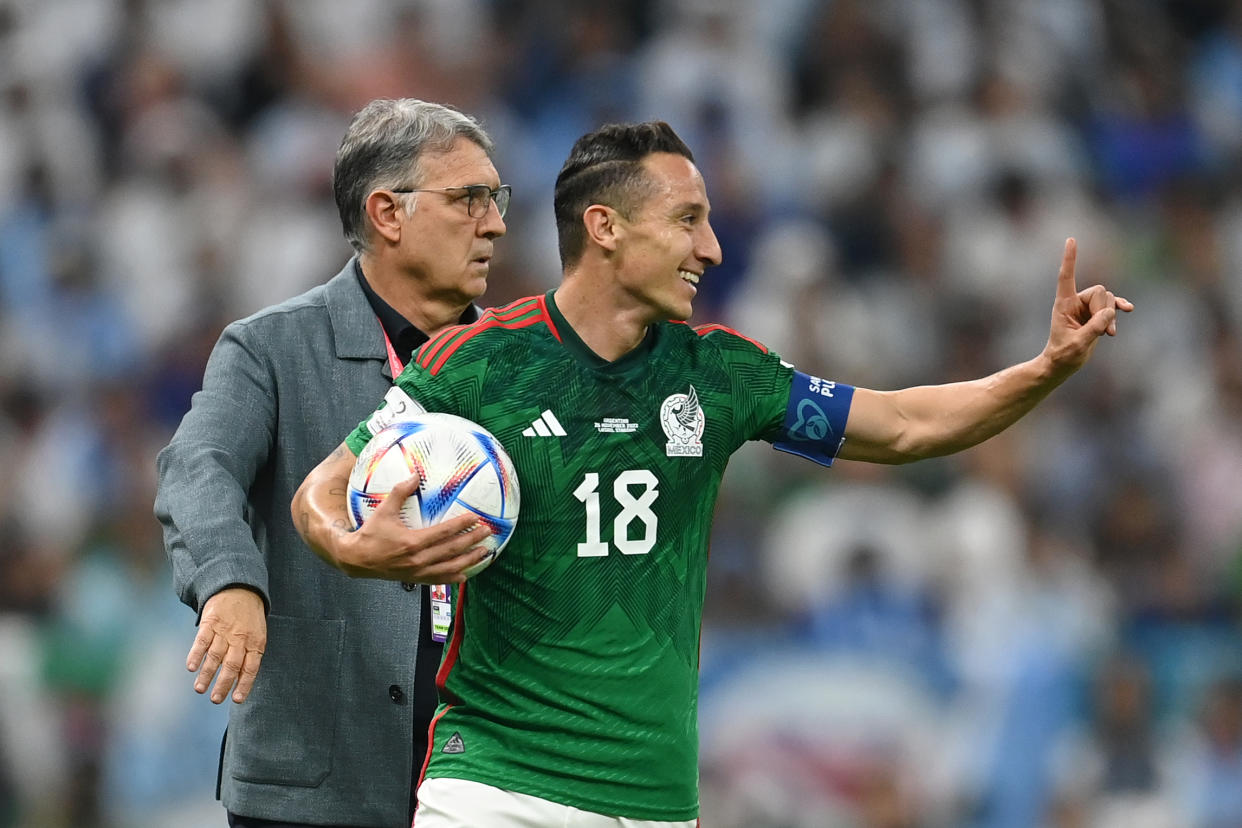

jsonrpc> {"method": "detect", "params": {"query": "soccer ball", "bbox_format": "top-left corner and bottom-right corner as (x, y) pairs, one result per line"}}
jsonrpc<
(346, 412), (520, 577)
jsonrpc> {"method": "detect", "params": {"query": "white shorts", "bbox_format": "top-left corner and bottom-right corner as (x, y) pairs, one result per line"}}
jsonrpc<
(414, 777), (698, 828)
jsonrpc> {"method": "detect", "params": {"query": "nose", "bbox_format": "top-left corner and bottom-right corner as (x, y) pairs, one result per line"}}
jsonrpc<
(696, 221), (722, 268)
(478, 198), (507, 239)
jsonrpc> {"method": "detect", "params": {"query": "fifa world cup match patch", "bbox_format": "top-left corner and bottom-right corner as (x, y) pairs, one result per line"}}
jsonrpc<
(773, 371), (854, 467)
(594, 417), (637, 434)
(364, 386), (425, 436)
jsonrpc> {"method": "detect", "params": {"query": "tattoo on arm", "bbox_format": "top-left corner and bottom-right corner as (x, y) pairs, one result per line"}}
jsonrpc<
(326, 477), (349, 516)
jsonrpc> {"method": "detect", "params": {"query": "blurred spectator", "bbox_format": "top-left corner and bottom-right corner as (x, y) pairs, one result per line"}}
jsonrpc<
(1170, 675), (1242, 828)
(1049, 655), (1181, 828)
(1188, 3), (1242, 169)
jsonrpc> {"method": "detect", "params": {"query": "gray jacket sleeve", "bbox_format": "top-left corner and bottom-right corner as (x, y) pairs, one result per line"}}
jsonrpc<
(155, 320), (275, 615)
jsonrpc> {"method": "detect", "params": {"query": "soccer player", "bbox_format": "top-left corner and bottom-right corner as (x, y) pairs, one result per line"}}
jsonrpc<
(292, 121), (1132, 827)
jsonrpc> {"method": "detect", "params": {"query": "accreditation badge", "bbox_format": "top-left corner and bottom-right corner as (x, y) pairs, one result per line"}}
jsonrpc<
(430, 583), (452, 643)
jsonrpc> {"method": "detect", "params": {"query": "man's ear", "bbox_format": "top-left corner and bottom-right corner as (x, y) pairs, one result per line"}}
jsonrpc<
(364, 190), (406, 246)
(582, 204), (623, 253)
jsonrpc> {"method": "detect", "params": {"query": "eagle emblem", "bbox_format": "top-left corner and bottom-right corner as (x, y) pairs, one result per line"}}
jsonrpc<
(660, 386), (705, 457)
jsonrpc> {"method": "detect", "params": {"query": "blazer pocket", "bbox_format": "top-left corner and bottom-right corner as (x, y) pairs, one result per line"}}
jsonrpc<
(226, 614), (345, 787)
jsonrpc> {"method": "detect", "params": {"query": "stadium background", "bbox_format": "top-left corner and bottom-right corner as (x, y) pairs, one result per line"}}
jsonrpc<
(2, 0), (1242, 826)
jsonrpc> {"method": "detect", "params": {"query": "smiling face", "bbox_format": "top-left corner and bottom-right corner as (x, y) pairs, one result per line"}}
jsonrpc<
(395, 135), (506, 305)
(613, 152), (722, 323)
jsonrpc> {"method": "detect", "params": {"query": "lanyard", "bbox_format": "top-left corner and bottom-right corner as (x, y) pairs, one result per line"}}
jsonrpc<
(380, 320), (405, 377)
(378, 316), (453, 643)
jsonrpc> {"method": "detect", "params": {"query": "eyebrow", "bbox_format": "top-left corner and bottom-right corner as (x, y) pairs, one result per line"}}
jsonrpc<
(671, 200), (708, 217)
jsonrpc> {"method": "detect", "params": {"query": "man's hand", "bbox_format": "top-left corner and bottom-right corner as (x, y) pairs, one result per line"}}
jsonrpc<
(1043, 238), (1135, 376)
(188, 587), (267, 704)
(330, 473), (493, 582)
(839, 237), (1136, 464)
(291, 442), (493, 583)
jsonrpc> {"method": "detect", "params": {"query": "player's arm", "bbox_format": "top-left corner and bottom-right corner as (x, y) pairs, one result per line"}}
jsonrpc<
(839, 360), (1063, 463)
(837, 238), (1133, 464)
(292, 440), (492, 583)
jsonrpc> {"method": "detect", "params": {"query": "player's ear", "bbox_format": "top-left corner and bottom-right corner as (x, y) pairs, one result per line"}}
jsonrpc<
(365, 190), (406, 246)
(582, 204), (622, 253)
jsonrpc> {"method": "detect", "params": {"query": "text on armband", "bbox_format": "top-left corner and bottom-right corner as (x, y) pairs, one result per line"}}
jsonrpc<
(808, 377), (837, 398)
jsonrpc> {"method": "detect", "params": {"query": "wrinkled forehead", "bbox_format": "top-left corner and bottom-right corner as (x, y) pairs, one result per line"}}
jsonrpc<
(414, 136), (500, 188)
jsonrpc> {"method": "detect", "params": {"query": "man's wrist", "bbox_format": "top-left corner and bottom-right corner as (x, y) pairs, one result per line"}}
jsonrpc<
(205, 584), (269, 616)
(1033, 349), (1074, 387)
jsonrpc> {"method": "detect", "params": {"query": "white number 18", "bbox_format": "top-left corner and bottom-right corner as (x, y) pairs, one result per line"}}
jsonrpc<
(572, 470), (659, 557)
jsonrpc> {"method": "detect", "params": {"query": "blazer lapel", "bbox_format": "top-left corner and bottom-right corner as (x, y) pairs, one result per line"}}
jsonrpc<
(323, 259), (391, 378)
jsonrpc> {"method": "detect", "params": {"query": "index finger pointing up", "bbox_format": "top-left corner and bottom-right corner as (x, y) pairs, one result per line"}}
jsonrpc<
(1056, 237), (1078, 299)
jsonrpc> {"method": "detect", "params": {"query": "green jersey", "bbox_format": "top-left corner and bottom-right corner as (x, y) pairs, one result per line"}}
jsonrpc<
(347, 292), (804, 820)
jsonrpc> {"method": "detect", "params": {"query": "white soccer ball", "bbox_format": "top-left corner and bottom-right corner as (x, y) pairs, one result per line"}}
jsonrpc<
(346, 412), (520, 577)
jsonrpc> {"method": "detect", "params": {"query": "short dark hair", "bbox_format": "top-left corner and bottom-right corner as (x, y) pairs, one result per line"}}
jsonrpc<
(553, 122), (695, 268)
(333, 99), (493, 253)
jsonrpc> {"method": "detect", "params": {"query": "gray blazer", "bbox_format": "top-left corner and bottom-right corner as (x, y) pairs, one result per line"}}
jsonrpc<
(155, 260), (426, 827)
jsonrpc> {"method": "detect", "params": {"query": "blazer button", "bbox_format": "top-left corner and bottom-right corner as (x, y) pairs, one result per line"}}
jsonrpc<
(389, 684), (404, 704)
(402, 582), (417, 592)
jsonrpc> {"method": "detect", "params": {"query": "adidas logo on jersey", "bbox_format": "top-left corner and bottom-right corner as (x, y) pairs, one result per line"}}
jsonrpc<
(522, 409), (567, 437)
(442, 732), (465, 754)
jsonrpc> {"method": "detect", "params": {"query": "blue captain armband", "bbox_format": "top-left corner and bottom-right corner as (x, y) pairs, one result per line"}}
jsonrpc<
(772, 371), (855, 467)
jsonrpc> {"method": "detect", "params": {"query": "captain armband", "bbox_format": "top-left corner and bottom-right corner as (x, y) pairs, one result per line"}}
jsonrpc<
(364, 386), (426, 436)
(772, 371), (855, 467)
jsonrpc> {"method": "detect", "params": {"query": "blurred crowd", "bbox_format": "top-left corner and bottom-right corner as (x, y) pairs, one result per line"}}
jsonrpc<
(1, 0), (1241, 826)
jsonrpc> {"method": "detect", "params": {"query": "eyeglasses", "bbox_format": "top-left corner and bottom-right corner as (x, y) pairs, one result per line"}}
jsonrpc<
(390, 184), (512, 219)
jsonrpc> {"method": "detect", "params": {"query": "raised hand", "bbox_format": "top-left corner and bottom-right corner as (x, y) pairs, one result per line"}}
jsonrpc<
(1043, 238), (1134, 375)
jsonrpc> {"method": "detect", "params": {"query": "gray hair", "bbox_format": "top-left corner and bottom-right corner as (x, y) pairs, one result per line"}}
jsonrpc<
(333, 99), (494, 253)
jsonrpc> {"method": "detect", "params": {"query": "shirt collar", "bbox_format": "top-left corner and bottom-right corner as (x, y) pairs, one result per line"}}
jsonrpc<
(542, 289), (660, 376)
(353, 259), (481, 365)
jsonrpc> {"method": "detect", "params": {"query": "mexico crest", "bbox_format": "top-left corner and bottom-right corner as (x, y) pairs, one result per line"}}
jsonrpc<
(660, 385), (705, 457)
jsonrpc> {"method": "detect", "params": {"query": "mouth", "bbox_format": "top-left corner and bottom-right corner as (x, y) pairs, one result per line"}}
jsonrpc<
(678, 269), (700, 286)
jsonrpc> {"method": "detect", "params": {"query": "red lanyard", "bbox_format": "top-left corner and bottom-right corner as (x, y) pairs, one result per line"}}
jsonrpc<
(379, 319), (404, 378)
(380, 317), (454, 633)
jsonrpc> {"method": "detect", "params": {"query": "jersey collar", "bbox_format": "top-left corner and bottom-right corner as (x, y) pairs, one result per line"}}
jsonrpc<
(543, 289), (661, 378)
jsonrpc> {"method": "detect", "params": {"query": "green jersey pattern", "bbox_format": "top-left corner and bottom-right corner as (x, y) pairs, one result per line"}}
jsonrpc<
(346, 292), (794, 821)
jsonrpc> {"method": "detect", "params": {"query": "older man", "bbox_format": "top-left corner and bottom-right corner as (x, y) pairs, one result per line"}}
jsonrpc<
(155, 99), (506, 827)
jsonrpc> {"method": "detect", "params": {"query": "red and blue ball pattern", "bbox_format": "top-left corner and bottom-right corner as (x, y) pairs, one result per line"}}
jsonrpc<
(346, 414), (519, 575)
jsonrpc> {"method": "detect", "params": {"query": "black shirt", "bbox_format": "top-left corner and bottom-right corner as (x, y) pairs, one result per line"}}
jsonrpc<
(354, 261), (482, 365)
(354, 260), (479, 818)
